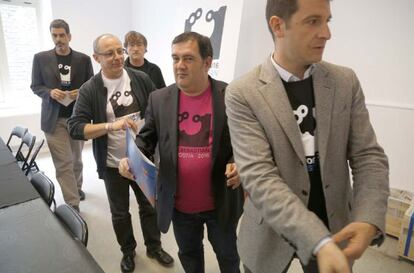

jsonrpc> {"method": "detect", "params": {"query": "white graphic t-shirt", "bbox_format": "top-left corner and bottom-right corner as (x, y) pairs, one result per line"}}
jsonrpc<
(103, 69), (140, 167)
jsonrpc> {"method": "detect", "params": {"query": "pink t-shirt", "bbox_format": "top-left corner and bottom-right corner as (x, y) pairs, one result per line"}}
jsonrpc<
(175, 85), (214, 213)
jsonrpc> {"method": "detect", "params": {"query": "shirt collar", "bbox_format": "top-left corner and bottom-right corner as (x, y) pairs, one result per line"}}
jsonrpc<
(270, 53), (315, 82)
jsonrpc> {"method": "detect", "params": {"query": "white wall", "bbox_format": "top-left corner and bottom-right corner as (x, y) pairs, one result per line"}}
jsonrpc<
(131, 0), (177, 85)
(323, 0), (414, 192)
(233, 0), (273, 78)
(51, 0), (132, 73)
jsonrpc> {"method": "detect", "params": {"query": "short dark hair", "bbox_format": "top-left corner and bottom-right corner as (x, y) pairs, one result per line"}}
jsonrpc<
(172, 31), (213, 60)
(49, 19), (70, 34)
(265, 0), (331, 38)
(265, 0), (299, 37)
(124, 31), (147, 48)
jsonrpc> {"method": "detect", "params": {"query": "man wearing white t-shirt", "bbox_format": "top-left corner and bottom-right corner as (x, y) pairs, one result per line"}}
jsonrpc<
(68, 34), (173, 273)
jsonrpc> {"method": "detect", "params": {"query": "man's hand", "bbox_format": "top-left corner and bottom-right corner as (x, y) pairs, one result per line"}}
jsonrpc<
(68, 89), (79, 100)
(225, 163), (240, 189)
(50, 88), (66, 100)
(332, 222), (378, 262)
(118, 158), (134, 181)
(111, 117), (138, 133)
(316, 241), (351, 273)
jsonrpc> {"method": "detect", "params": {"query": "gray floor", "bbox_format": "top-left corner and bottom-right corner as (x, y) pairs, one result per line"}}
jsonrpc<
(36, 144), (414, 273)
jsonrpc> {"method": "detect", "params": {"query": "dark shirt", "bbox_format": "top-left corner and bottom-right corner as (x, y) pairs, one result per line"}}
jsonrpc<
(56, 51), (75, 118)
(125, 57), (166, 89)
(282, 77), (329, 228)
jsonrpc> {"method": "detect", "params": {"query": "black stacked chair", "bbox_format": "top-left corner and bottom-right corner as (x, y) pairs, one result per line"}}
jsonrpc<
(55, 204), (88, 246)
(15, 131), (36, 171)
(24, 139), (45, 177)
(6, 126), (28, 161)
(29, 172), (56, 209)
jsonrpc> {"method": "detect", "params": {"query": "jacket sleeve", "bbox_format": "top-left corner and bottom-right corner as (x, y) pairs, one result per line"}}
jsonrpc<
(135, 92), (158, 159)
(152, 66), (166, 89)
(86, 56), (94, 80)
(347, 70), (389, 242)
(30, 54), (51, 100)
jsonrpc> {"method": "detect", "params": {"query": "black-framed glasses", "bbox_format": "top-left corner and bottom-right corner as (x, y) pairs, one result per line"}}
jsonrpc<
(96, 48), (126, 58)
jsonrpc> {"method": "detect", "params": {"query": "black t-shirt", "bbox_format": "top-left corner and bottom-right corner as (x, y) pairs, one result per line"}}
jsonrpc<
(282, 77), (329, 228)
(56, 51), (74, 118)
(125, 58), (166, 89)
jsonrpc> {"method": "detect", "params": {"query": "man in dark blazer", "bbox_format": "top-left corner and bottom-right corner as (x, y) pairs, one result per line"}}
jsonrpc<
(31, 19), (93, 211)
(119, 32), (244, 273)
(225, 1), (389, 273)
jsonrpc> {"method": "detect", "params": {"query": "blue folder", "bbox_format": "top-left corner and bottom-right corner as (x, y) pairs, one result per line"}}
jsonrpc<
(126, 128), (157, 207)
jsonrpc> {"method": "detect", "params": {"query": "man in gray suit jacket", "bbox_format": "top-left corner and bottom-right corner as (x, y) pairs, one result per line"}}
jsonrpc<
(31, 19), (93, 211)
(225, 1), (389, 273)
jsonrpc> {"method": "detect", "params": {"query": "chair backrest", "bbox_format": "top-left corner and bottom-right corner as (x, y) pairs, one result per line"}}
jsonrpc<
(16, 131), (36, 170)
(24, 139), (45, 176)
(30, 172), (55, 208)
(55, 204), (88, 246)
(6, 126), (28, 158)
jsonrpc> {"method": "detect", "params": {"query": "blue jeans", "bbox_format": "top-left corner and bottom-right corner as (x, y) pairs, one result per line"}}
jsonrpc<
(172, 209), (240, 273)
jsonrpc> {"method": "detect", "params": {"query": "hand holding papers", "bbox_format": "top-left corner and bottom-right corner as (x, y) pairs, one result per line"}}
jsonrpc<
(50, 88), (75, 106)
(57, 92), (75, 106)
(111, 112), (144, 134)
(125, 127), (157, 207)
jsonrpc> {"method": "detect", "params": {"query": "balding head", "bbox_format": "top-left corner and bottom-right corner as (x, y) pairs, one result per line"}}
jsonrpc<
(92, 33), (125, 79)
(93, 33), (121, 54)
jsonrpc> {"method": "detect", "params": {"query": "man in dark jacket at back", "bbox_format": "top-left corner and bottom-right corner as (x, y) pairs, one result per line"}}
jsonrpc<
(67, 33), (173, 273)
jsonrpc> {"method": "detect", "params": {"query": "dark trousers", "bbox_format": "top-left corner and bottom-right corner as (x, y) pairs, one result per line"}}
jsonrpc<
(243, 258), (318, 273)
(103, 167), (161, 254)
(172, 209), (240, 273)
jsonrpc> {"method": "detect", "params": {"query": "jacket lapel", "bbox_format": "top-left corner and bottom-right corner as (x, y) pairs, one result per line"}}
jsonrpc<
(166, 86), (179, 173)
(258, 59), (306, 164)
(211, 79), (224, 165)
(313, 64), (335, 175)
(69, 49), (77, 84)
(48, 49), (61, 82)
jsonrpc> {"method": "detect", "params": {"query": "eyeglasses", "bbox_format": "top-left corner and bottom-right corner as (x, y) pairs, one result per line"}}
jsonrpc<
(96, 48), (126, 58)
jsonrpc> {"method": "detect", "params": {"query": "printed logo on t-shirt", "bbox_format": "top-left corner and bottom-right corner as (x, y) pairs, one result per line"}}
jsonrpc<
(109, 90), (138, 118)
(58, 63), (71, 88)
(179, 111), (211, 147)
(293, 104), (319, 172)
(176, 89), (214, 213)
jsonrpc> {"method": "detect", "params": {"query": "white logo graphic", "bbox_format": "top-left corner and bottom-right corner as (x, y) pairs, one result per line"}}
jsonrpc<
(294, 105), (308, 124)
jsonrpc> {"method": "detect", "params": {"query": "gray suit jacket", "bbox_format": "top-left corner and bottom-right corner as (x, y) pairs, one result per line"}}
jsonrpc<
(31, 49), (93, 133)
(225, 58), (389, 273)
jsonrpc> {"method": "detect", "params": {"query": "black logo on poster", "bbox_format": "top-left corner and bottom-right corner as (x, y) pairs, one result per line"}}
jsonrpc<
(184, 6), (227, 59)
